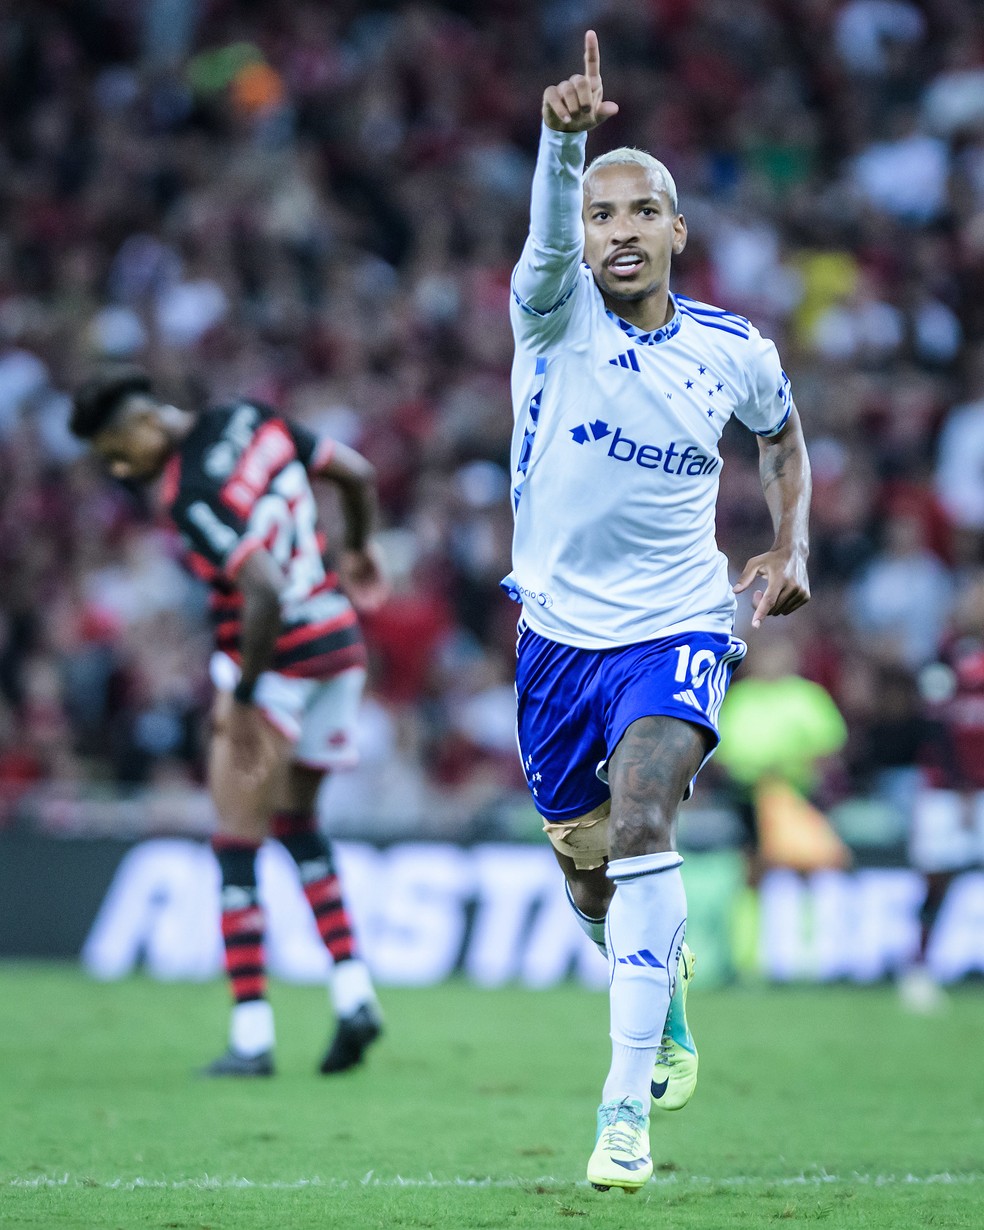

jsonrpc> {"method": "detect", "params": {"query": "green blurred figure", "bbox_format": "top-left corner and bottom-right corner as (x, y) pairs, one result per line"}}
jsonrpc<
(717, 637), (849, 876)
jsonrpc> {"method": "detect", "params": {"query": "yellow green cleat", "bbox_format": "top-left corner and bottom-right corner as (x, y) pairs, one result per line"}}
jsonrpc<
(586, 1097), (653, 1193)
(651, 941), (698, 1111)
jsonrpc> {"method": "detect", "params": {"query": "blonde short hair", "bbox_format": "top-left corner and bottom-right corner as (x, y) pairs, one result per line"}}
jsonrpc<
(583, 148), (679, 214)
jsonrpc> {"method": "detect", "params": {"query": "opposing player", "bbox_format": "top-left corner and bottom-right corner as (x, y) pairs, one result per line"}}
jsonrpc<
(504, 32), (812, 1191)
(71, 368), (387, 1077)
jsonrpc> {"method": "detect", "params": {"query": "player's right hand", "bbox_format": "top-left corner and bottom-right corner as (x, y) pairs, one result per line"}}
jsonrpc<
(340, 543), (390, 613)
(542, 30), (619, 133)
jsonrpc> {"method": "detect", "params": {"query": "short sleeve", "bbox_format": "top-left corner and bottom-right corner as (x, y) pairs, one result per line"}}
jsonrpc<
(285, 420), (317, 467)
(285, 419), (334, 473)
(240, 402), (327, 468)
(732, 328), (793, 437)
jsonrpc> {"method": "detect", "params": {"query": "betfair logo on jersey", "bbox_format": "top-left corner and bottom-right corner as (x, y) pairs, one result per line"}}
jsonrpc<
(569, 420), (719, 476)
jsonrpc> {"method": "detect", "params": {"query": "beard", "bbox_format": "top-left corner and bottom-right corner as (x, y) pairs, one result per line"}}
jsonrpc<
(597, 272), (664, 303)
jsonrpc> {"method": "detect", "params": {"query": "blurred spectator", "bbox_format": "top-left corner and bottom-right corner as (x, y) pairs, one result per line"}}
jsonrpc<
(848, 497), (954, 668)
(850, 108), (949, 225)
(899, 573), (984, 1011)
(834, 1), (926, 79)
(934, 347), (984, 561)
(811, 268), (905, 366)
(922, 44), (984, 139)
(716, 637), (849, 874)
(847, 661), (939, 821)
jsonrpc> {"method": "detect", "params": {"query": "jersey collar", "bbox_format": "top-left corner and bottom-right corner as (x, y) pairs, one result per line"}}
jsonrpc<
(606, 294), (682, 346)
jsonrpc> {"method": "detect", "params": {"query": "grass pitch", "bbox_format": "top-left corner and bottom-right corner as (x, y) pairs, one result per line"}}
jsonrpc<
(1, 965), (981, 1228)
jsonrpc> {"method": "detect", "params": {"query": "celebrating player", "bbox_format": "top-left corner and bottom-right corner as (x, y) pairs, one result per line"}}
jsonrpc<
(71, 368), (387, 1077)
(504, 31), (812, 1191)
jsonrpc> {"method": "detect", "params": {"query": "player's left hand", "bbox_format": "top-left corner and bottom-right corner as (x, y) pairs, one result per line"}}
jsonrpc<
(340, 543), (390, 612)
(733, 548), (810, 629)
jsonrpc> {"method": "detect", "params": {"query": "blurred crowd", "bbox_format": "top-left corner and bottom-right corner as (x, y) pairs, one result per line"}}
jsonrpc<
(1, 0), (984, 840)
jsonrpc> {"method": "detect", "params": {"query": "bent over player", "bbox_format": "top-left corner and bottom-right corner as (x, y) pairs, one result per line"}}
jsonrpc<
(71, 368), (386, 1077)
(504, 32), (812, 1190)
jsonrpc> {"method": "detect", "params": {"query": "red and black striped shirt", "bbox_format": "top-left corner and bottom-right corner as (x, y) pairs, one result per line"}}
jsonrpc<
(162, 401), (365, 680)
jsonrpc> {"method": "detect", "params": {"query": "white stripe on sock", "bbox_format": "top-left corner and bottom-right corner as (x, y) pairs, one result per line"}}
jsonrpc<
(603, 857), (687, 1104)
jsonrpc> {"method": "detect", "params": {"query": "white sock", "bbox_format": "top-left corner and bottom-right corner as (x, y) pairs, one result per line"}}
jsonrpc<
(564, 880), (608, 957)
(602, 851), (686, 1106)
(330, 957), (376, 1018)
(230, 999), (275, 1056)
(602, 1043), (658, 1107)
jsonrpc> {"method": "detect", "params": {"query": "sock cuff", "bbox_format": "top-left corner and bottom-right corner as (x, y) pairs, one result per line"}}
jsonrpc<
(606, 850), (683, 882)
(213, 837), (261, 890)
(271, 811), (317, 840)
(564, 879), (606, 925)
(212, 835), (263, 853)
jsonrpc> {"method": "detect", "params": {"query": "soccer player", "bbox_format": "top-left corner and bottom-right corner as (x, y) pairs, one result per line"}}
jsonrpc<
(71, 368), (387, 1077)
(505, 32), (812, 1191)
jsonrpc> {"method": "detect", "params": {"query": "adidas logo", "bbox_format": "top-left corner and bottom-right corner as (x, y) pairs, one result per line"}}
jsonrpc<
(672, 689), (703, 710)
(609, 349), (641, 372)
(616, 948), (665, 968)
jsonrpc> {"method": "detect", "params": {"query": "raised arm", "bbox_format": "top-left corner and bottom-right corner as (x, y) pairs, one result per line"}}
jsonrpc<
(513, 31), (619, 314)
(733, 406), (812, 628)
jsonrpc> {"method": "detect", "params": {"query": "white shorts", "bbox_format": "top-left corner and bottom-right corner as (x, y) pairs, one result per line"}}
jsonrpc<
(910, 789), (984, 873)
(210, 652), (365, 772)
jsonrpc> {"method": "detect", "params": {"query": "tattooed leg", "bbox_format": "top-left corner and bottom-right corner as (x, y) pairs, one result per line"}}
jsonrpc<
(607, 715), (711, 859)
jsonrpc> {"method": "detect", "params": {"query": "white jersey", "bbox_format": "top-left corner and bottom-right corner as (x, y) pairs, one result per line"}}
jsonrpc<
(502, 126), (792, 649)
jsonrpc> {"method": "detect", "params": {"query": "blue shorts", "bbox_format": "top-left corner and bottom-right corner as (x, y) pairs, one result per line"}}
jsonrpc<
(515, 625), (747, 822)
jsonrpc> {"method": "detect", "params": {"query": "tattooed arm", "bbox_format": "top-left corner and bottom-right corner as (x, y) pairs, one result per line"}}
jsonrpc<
(733, 405), (812, 628)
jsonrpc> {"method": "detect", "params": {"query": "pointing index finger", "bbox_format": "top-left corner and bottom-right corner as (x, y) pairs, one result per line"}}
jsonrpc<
(752, 581), (780, 628)
(584, 29), (601, 85)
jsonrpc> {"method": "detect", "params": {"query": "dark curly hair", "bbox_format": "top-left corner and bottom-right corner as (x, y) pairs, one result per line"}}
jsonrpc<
(71, 367), (155, 439)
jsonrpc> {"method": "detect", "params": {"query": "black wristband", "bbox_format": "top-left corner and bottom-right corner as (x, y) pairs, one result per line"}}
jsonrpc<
(232, 677), (257, 705)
